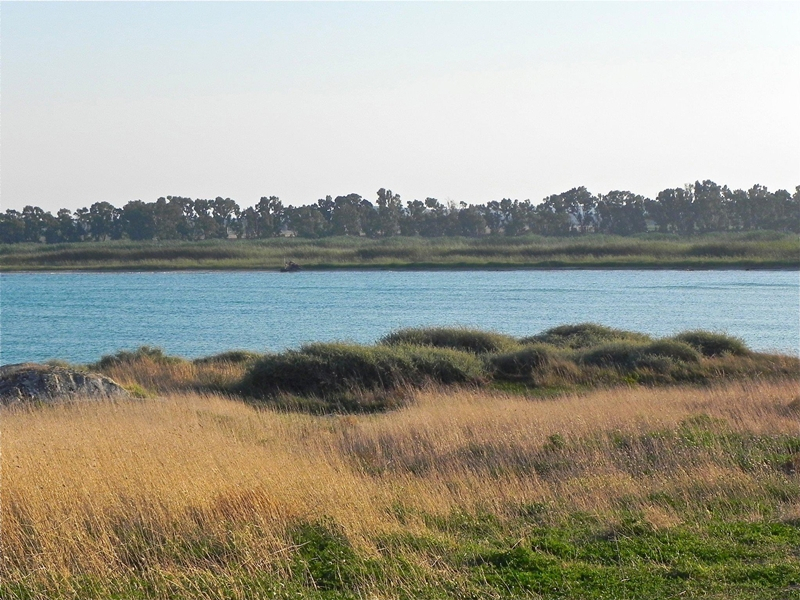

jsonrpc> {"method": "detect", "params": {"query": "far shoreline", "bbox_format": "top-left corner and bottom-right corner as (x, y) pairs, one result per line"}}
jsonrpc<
(2, 233), (798, 272)
(1, 262), (799, 274)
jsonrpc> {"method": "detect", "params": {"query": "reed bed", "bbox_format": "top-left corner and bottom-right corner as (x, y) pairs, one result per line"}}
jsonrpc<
(2, 379), (799, 598)
(2, 232), (798, 271)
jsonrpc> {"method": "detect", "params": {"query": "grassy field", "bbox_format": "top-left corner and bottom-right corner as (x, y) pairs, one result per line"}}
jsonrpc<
(1, 231), (798, 271)
(3, 380), (800, 599)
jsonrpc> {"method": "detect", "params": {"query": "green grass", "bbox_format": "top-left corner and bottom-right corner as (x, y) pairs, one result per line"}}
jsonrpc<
(5, 513), (799, 599)
(1, 232), (798, 271)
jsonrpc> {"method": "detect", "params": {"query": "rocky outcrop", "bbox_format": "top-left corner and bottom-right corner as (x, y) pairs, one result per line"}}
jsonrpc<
(0, 363), (130, 405)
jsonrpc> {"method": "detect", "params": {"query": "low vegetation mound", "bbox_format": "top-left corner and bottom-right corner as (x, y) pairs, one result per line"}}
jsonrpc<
(488, 344), (557, 379)
(76, 324), (799, 413)
(95, 345), (185, 370)
(380, 327), (518, 354)
(579, 340), (700, 369)
(240, 343), (486, 412)
(673, 330), (750, 357)
(522, 323), (652, 349)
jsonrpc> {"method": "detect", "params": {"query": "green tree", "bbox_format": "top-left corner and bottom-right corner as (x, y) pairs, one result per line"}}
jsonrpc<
(121, 201), (155, 240)
(693, 180), (729, 233)
(372, 188), (402, 237)
(596, 191), (647, 235)
(89, 202), (120, 241)
(288, 205), (327, 238)
(55, 208), (80, 242)
(0, 210), (26, 243)
(331, 194), (363, 236)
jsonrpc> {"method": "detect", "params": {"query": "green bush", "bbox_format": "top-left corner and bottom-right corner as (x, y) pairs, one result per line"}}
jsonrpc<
(193, 350), (262, 365)
(578, 341), (648, 369)
(673, 331), (750, 357)
(96, 346), (184, 370)
(579, 339), (702, 372)
(489, 345), (556, 380)
(641, 340), (701, 363)
(523, 323), (651, 349)
(240, 343), (485, 400)
(380, 327), (518, 354)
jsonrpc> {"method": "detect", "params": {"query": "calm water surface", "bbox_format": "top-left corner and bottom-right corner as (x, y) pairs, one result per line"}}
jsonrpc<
(1, 270), (798, 364)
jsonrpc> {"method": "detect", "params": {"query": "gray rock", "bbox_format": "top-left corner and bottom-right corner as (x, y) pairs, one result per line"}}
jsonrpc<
(0, 363), (130, 405)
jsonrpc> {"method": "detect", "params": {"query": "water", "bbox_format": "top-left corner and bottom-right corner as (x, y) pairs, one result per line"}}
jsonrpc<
(1, 270), (798, 365)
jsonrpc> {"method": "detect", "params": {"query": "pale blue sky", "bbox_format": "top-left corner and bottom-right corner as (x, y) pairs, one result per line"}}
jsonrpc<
(2, 2), (798, 212)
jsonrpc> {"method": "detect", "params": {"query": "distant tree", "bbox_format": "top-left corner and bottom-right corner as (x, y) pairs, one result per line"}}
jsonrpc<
(791, 186), (800, 232)
(21, 206), (49, 242)
(331, 194), (363, 236)
(192, 199), (221, 239)
(55, 208), (80, 242)
(288, 205), (327, 238)
(648, 186), (695, 234)
(693, 180), (729, 233)
(0, 210), (26, 243)
(41, 211), (62, 243)
(457, 202), (488, 237)
(121, 201), (155, 240)
(316, 196), (335, 227)
(374, 188), (402, 237)
(400, 199), (426, 236)
(596, 191), (647, 235)
(89, 202), (121, 241)
(211, 197), (240, 239)
(532, 192), (573, 235)
(256, 196), (284, 237)
(153, 197), (186, 240)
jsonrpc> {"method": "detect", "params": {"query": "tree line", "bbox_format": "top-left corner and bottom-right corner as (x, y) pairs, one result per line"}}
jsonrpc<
(2, 180), (798, 244)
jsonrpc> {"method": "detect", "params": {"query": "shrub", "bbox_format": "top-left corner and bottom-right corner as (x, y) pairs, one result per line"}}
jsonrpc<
(489, 345), (555, 380)
(578, 341), (648, 369)
(193, 350), (262, 365)
(96, 346), (184, 370)
(579, 339), (702, 372)
(523, 323), (651, 350)
(380, 327), (518, 354)
(240, 343), (485, 400)
(641, 340), (701, 363)
(673, 331), (750, 357)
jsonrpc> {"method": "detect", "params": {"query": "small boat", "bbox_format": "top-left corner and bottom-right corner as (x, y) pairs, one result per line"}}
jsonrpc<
(280, 260), (301, 273)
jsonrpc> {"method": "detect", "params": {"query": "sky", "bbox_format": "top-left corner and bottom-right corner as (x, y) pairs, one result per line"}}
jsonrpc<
(2, 1), (799, 213)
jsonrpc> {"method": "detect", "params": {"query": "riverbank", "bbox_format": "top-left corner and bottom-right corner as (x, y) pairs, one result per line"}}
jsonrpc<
(4, 326), (800, 598)
(1, 232), (798, 271)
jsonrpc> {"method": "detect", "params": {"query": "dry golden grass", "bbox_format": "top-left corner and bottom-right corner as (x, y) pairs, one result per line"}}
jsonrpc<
(99, 356), (250, 394)
(2, 379), (799, 595)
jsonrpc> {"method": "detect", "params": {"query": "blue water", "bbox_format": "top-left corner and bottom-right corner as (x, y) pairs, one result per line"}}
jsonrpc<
(1, 270), (798, 365)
